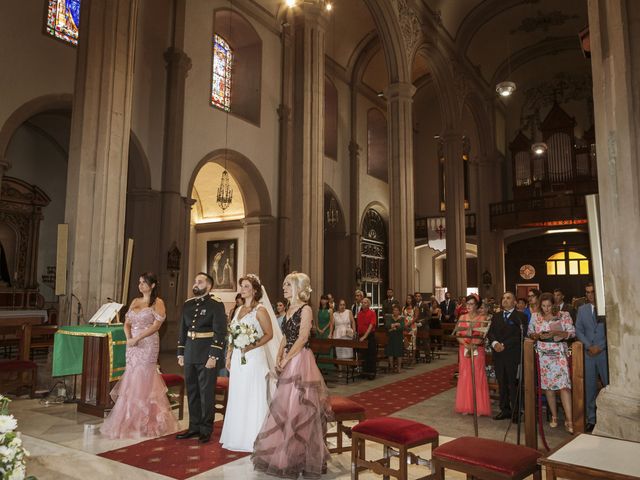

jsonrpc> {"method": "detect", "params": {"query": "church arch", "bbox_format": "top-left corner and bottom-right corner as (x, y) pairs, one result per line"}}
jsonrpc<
(0, 94), (73, 168)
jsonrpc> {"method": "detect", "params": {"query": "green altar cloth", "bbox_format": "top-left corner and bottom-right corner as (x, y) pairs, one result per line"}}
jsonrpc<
(52, 325), (126, 381)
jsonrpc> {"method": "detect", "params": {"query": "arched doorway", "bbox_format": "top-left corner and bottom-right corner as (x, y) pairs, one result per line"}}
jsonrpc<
(323, 186), (348, 301)
(187, 150), (275, 301)
(360, 207), (388, 312)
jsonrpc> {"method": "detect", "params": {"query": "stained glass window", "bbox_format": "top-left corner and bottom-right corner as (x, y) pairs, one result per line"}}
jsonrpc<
(546, 251), (589, 276)
(211, 34), (233, 111)
(46, 0), (81, 46)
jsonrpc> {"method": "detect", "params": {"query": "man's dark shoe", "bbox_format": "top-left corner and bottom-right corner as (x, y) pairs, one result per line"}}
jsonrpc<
(493, 410), (512, 420)
(585, 423), (595, 433)
(198, 433), (211, 444)
(176, 430), (199, 440)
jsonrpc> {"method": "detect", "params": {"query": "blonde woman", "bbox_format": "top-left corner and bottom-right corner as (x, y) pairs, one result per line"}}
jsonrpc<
(252, 272), (332, 478)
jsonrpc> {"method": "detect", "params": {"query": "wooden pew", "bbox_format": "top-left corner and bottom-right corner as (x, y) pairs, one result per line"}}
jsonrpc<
(309, 338), (367, 383)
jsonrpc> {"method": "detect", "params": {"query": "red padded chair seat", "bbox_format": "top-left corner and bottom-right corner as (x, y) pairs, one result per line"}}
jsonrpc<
(329, 396), (365, 415)
(0, 360), (37, 370)
(352, 417), (438, 445)
(216, 376), (229, 390)
(160, 373), (184, 388)
(433, 437), (541, 477)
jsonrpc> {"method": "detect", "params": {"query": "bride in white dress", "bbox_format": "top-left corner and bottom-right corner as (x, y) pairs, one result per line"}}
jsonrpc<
(219, 274), (283, 452)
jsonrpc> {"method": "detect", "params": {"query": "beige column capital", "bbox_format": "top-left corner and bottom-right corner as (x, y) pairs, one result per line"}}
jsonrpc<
(384, 82), (416, 101)
(163, 47), (192, 75)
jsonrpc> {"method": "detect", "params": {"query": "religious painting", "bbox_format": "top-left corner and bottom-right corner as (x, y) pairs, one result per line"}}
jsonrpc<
(45, 0), (81, 46)
(206, 239), (237, 291)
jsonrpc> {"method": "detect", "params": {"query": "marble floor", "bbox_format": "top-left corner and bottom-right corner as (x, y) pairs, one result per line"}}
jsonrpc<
(7, 349), (572, 479)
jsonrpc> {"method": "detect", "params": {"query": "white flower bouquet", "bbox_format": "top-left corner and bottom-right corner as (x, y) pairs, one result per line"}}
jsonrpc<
(0, 395), (33, 480)
(228, 322), (260, 365)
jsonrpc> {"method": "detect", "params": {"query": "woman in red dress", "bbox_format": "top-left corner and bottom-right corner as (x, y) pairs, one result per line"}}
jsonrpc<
(455, 294), (491, 416)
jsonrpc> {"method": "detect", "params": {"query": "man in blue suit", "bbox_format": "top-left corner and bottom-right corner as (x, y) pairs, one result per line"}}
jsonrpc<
(575, 283), (609, 432)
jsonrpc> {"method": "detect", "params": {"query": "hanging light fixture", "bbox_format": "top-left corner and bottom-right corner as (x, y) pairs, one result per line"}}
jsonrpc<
(531, 111), (548, 156)
(496, 33), (516, 98)
(216, 0), (234, 212)
(531, 142), (547, 156)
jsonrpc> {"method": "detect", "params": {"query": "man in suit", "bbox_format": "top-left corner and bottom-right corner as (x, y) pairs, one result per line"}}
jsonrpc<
(381, 288), (398, 316)
(553, 288), (576, 323)
(176, 272), (227, 443)
(440, 291), (456, 322)
(575, 283), (608, 432)
(414, 292), (429, 322)
(351, 289), (364, 319)
(488, 291), (528, 422)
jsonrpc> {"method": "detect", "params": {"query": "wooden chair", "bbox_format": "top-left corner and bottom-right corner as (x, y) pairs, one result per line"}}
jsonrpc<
(0, 325), (37, 397)
(432, 436), (541, 480)
(375, 329), (389, 373)
(160, 373), (185, 420)
(351, 417), (439, 480)
(325, 396), (365, 454)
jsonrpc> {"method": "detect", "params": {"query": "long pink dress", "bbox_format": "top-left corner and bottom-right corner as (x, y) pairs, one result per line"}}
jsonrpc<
(252, 305), (332, 479)
(455, 315), (492, 416)
(100, 307), (178, 439)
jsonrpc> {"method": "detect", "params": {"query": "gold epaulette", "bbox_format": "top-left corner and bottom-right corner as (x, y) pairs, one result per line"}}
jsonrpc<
(209, 293), (222, 302)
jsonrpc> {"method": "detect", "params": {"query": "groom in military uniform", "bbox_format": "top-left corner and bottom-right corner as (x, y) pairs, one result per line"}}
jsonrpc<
(176, 272), (227, 443)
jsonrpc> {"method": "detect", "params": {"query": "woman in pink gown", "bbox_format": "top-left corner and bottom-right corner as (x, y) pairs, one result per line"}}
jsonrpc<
(101, 272), (178, 439)
(455, 294), (492, 416)
(252, 272), (332, 479)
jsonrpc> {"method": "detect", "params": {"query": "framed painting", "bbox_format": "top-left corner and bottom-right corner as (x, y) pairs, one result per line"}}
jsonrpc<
(206, 239), (237, 291)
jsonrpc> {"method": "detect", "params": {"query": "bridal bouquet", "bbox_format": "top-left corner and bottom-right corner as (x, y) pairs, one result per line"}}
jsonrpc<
(229, 323), (260, 365)
(0, 395), (32, 480)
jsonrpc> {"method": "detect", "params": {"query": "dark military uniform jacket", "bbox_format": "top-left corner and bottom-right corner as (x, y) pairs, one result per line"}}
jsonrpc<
(177, 293), (227, 364)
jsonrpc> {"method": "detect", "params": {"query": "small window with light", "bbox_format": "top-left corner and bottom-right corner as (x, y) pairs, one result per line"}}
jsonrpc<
(546, 251), (589, 276)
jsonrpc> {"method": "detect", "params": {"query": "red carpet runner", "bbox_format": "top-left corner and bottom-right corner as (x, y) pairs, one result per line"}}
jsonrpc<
(98, 363), (457, 479)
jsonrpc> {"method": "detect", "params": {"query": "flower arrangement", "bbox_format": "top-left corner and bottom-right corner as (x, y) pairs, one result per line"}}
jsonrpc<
(228, 322), (260, 364)
(0, 395), (32, 480)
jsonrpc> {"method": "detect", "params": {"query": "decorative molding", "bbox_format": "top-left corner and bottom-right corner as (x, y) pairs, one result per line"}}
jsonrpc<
(510, 10), (579, 35)
(394, 0), (422, 61)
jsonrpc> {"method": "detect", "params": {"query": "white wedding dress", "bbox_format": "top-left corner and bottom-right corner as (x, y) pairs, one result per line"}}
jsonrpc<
(219, 305), (271, 452)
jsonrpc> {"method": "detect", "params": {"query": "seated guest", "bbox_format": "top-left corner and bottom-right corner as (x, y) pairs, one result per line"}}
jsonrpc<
(455, 294), (491, 416)
(528, 292), (575, 433)
(357, 297), (377, 380)
(385, 304), (405, 373)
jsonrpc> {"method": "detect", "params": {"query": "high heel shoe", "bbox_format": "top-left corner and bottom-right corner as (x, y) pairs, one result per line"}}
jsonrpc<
(565, 421), (574, 434)
(549, 417), (558, 428)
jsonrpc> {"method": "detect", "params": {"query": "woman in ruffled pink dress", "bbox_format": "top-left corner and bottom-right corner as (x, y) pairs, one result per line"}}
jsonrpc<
(100, 272), (178, 439)
(252, 272), (332, 479)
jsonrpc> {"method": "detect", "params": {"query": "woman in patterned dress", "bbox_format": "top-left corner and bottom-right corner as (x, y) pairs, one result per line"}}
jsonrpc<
(100, 273), (178, 439)
(528, 292), (575, 433)
(385, 303), (405, 373)
(252, 272), (332, 478)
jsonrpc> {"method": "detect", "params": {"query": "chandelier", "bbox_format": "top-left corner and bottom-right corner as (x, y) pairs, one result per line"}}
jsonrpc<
(496, 81), (516, 97)
(326, 196), (339, 228)
(216, 168), (233, 211)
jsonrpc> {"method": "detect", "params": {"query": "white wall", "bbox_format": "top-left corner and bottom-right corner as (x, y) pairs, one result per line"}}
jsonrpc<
(415, 244), (437, 294)
(181, 0), (281, 216)
(0, 1), (76, 142)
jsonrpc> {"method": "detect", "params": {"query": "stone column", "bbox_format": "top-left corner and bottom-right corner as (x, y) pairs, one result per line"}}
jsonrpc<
(442, 131), (467, 295)
(385, 82), (416, 296)
(64, 0), (139, 316)
(242, 216), (277, 295)
(476, 151), (504, 298)
(290, 2), (327, 299)
(348, 140), (361, 292)
(159, 46), (191, 337)
(0, 160), (8, 186)
(587, 0), (640, 441)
